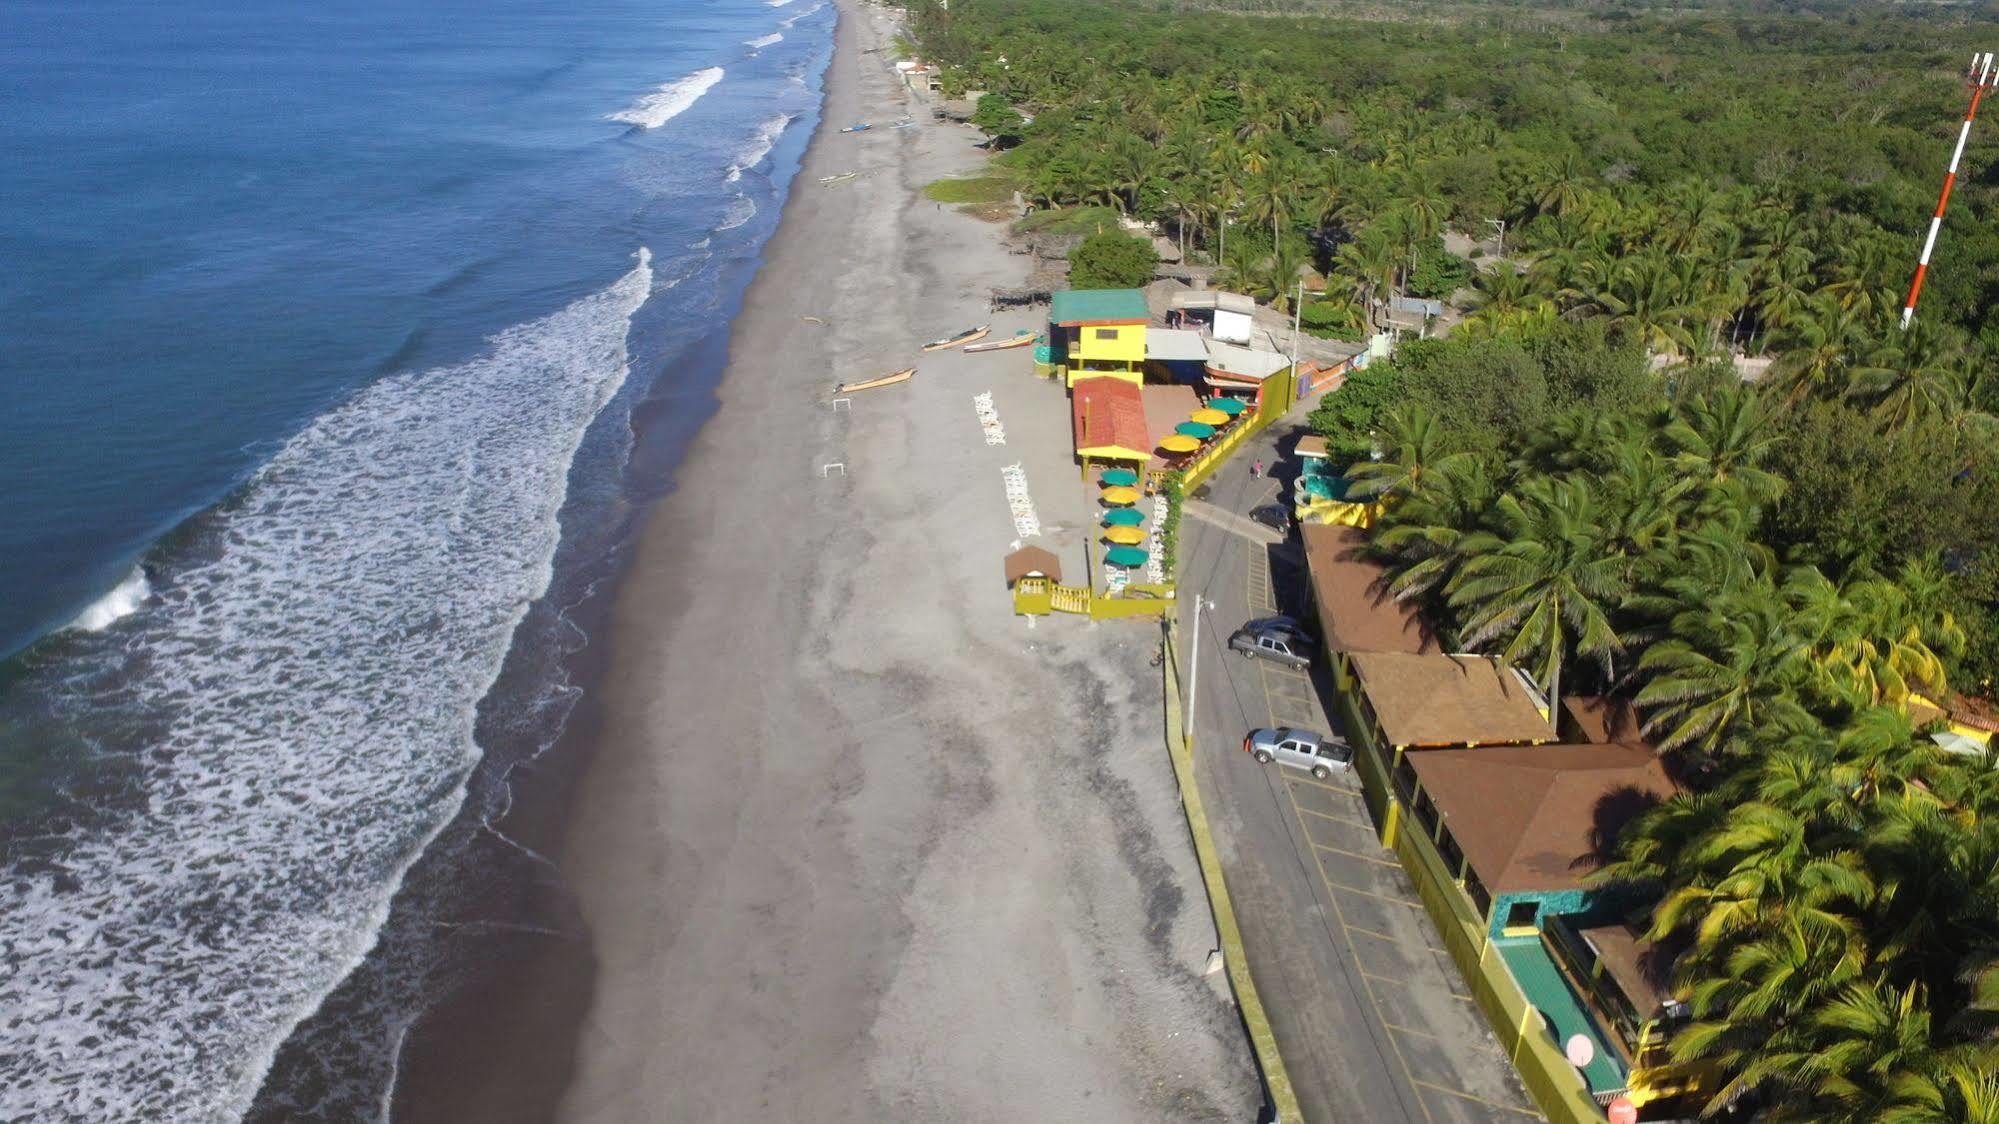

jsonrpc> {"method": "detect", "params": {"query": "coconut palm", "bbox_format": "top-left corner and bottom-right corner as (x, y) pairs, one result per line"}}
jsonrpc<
(1634, 590), (1818, 757)
(1660, 384), (1787, 508)
(1445, 477), (1633, 720)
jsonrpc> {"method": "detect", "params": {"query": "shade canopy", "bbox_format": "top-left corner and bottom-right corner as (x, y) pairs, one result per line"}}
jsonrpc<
(1175, 421), (1217, 439)
(1159, 434), (1201, 454)
(1101, 485), (1139, 505)
(1190, 408), (1230, 425)
(1002, 544), (1063, 586)
(1098, 468), (1139, 487)
(1104, 546), (1149, 567)
(1102, 508), (1146, 526)
(1103, 525), (1146, 545)
(1207, 396), (1248, 415)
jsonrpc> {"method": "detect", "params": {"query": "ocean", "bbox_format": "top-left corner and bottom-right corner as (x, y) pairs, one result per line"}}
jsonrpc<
(0, 0), (833, 1118)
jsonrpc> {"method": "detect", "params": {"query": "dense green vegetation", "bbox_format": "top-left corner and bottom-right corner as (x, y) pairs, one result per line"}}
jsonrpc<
(906, 0), (1999, 1117)
(1346, 347), (1999, 1120)
(1067, 228), (1160, 287)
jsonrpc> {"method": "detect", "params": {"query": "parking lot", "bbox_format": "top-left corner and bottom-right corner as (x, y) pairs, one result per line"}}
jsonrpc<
(1180, 433), (1539, 1123)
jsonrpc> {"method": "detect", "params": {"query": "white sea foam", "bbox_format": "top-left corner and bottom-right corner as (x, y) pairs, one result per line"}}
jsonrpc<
(0, 249), (654, 1123)
(67, 566), (151, 631)
(780, 1), (826, 26)
(717, 195), (757, 231)
(605, 66), (724, 129)
(725, 113), (796, 182)
(744, 32), (782, 50)
(766, 0), (795, 7)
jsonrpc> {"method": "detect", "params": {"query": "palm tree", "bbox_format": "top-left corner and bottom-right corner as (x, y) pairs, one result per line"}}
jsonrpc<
(1633, 590), (1818, 758)
(1347, 404), (1473, 502)
(1849, 321), (1973, 434)
(1532, 151), (1594, 217)
(1661, 385), (1787, 508)
(1769, 295), (1866, 404)
(1445, 478), (1633, 722)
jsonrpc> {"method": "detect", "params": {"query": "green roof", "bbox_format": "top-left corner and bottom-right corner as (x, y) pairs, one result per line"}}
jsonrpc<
(1052, 288), (1149, 325)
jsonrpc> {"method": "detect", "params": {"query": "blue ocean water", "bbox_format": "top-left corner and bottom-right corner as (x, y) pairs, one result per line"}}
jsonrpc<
(0, 0), (832, 1118)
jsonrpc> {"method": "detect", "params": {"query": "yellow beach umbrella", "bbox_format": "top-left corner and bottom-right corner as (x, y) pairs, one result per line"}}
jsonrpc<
(1159, 434), (1201, 454)
(1190, 408), (1230, 426)
(1102, 525), (1146, 545)
(1101, 485), (1139, 506)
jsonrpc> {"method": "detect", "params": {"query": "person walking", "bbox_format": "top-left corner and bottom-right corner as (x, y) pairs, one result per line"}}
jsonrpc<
(1251, 458), (1263, 479)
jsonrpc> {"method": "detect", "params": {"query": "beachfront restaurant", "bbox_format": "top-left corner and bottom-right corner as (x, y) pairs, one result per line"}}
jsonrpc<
(1070, 376), (1151, 480)
(1051, 288), (1149, 388)
(1300, 523), (1712, 1120)
(1396, 701), (1708, 1117)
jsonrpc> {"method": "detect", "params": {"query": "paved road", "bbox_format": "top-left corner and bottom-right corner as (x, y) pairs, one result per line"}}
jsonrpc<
(1177, 423), (1541, 1124)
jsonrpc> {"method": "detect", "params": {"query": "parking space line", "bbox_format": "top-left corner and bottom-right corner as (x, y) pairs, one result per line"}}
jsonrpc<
(1323, 879), (1427, 908)
(1312, 842), (1404, 869)
(1413, 1080), (1544, 1117)
(1291, 804), (1374, 830)
(1388, 1023), (1511, 1059)
(1285, 784), (1438, 1124)
(1344, 923), (1397, 943)
(1286, 775), (1364, 797)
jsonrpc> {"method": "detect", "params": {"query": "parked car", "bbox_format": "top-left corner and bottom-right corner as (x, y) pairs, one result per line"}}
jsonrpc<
(1229, 621), (1315, 668)
(1243, 613), (1308, 637)
(1249, 503), (1292, 532)
(1243, 727), (1353, 779)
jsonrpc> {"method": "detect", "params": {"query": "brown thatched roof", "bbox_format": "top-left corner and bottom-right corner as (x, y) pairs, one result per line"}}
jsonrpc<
(1409, 742), (1679, 894)
(1003, 545), (1062, 586)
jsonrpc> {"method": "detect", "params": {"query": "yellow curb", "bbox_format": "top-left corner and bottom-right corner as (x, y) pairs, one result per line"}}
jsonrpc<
(1162, 622), (1303, 1123)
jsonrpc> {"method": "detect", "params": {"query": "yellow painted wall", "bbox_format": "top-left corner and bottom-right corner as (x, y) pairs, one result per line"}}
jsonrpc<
(1078, 323), (1147, 364)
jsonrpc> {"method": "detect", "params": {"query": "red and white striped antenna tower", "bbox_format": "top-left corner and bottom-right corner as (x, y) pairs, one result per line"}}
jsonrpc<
(1901, 51), (1997, 330)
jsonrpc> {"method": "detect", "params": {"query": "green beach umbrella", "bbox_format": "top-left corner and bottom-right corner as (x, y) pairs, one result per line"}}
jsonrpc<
(1102, 508), (1146, 526)
(1104, 546), (1149, 567)
(1176, 421), (1217, 439)
(1098, 468), (1139, 487)
(1208, 397), (1248, 416)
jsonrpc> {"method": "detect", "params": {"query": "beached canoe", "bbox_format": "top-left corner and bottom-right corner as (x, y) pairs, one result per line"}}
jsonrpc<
(963, 331), (1038, 353)
(923, 325), (989, 351)
(834, 367), (915, 394)
(840, 123), (872, 133)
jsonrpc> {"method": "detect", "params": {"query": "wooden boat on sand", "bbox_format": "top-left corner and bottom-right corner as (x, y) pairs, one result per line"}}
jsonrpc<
(963, 331), (1038, 353)
(923, 324), (989, 351)
(834, 367), (915, 394)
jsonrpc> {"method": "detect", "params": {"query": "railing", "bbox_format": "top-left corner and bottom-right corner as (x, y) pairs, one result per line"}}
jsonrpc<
(1049, 583), (1091, 614)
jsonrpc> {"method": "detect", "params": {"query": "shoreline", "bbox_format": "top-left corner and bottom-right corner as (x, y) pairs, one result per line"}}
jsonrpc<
(510, 0), (1256, 1118)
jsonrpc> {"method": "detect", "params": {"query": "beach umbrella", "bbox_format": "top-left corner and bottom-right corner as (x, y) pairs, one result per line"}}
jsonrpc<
(1190, 408), (1230, 426)
(1101, 485), (1139, 505)
(1175, 421), (1217, 439)
(1098, 468), (1139, 487)
(1102, 525), (1146, 545)
(1159, 434), (1201, 454)
(1104, 546), (1149, 567)
(1102, 508), (1146, 526)
(1207, 397), (1248, 415)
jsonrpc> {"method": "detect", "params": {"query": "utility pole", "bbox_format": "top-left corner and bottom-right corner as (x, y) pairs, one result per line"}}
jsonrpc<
(1185, 595), (1213, 739)
(1291, 279), (1304, 390)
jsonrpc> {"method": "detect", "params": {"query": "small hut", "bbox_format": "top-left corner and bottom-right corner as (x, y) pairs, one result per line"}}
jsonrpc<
(1004, 545), (1064, 615)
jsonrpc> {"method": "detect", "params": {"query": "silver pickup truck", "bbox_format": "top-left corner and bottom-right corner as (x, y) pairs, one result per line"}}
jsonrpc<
(1243, 727), (1353, 780)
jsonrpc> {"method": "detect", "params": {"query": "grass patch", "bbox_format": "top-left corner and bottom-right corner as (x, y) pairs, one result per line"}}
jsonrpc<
(922, 175), (1015, 205)
(1012, 205), (1123, 238)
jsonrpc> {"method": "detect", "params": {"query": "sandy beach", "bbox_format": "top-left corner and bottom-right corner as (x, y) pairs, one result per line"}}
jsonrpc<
(549, 1), (1260, 1119)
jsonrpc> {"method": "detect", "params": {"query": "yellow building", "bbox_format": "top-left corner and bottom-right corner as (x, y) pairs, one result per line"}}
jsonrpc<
(1052, 288), (1148, 387)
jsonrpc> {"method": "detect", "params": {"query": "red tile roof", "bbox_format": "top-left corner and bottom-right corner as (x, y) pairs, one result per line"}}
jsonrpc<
(1071, 377), (1151, 458)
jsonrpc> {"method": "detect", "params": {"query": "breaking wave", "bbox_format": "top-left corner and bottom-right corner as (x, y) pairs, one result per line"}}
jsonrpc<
(0, 249), (654, 1123)
(606, 66), (724, 130)
(716, 195), (757, 231)
(67, 566), (151, 632)
(725, 113), (797, 182)
(744, 32), (782, 51)
(780, 2), (826, 27)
